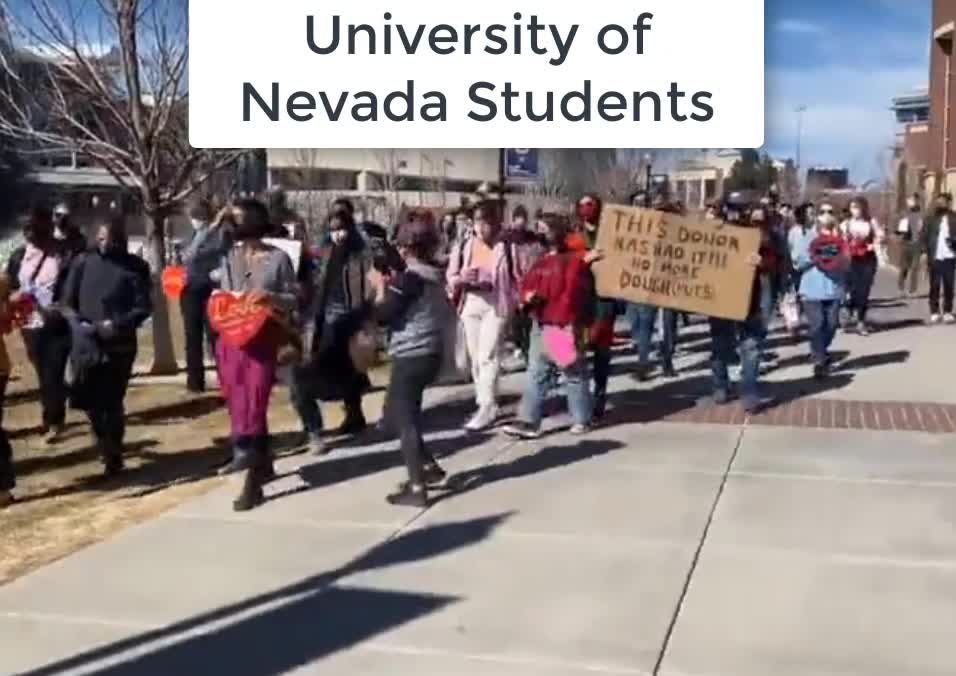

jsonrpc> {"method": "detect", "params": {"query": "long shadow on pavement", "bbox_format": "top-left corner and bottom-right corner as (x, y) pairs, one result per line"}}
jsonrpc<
(16, 513), (512, 676)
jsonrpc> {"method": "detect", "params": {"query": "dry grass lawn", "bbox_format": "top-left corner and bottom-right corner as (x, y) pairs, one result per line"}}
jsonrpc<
(0, 308), (388, 585)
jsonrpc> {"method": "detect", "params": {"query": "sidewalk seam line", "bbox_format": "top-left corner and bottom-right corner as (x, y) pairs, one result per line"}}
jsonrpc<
(652, 422), (747, 675)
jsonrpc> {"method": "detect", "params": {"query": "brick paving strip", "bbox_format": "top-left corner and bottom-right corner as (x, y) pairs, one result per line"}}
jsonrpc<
(614, 397), (956, 434)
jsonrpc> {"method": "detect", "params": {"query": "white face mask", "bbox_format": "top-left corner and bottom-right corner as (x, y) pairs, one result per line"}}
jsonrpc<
(850, 207), (862, 219)
(819, 214), (836, 228)
(191, 218), (206, 230)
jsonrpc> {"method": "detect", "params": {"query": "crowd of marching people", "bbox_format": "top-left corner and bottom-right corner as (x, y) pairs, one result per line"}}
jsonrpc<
(1, 185), (953, 511)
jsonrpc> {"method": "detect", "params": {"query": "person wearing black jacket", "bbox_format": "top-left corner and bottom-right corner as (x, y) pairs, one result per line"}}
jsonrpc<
(921, 193), (956, 323)
(62, 216), (152, 475)
(53, 204), (88, 257)
(6, 206), (74, 443)
(180, 199), (232, 392)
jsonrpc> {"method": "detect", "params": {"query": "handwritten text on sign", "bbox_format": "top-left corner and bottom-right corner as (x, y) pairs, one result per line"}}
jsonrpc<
(593, 205), (760, 321)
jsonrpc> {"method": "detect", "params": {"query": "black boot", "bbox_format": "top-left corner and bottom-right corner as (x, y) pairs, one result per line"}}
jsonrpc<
(233, 466), (265, 511)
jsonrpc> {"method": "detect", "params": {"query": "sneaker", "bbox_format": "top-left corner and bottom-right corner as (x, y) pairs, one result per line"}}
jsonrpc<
(503, 422), (542, 440)
(742, 395), (774, 415)
(712, 390), (731, 406)
(945, 314), (956, 325)
(308, 434), (328, 456)
(422, 463), (447, 486)
(569, 423), (591, 435)
(334, 415), (367, 437)
(930, 314), (942, 325)
(813, 362), (830, 381)
(386, 483), (428, 508)
(43, 425), (65, 445)
(464, 405), (498, 431)
(857, 321), (870, 337)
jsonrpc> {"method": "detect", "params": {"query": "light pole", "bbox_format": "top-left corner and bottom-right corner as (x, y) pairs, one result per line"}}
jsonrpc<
(795, 105), (807, 170)
(644, 152), (653, 207)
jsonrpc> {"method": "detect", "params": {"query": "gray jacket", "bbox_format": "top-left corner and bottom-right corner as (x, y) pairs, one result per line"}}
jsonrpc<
(383, 260), (452, 360)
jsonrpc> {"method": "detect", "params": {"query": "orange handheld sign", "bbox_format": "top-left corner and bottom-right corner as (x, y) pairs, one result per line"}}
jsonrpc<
(161, 266), (187, 300)
(207, 291), (273, 348)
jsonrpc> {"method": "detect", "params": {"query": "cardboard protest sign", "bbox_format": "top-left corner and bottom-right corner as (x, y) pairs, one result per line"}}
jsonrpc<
(592, 205), (760, 321)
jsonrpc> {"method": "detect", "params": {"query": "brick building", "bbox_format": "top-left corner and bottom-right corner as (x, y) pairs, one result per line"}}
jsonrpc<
(928, 0), (956, 194)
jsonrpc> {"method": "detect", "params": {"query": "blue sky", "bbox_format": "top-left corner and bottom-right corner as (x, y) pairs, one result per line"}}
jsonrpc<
(764, 0), (930, 182)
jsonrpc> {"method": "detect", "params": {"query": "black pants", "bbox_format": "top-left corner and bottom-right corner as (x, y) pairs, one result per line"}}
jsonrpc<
(384, 354), (441, 486)
(181, 285), (216, 390)
(929, 258), (956, 315)
(0, 375), (13, 491)
(85, 350), (136, 456)
(898, 243), (922, 295)
(510, 311), (532, 358)
(23, 325), (70, 429)
(848, 254), (878, 323)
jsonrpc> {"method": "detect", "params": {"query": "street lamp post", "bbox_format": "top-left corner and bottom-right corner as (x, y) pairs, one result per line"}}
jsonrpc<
(644, 152), (653, 208)
(795, 105), (807, 170)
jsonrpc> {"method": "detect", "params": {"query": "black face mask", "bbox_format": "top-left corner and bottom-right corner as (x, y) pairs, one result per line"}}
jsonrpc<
(937, 205), (950, 215)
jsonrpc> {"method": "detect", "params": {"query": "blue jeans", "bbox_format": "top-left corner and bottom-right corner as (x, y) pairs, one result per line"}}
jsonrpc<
(628, 303), (678, 366)
(803, 299), (841, 365)
(519, 322), (593, 428)
(709, 315), (765, 403)
(757, 274), (776, 356)
(290, 367), (323, 436)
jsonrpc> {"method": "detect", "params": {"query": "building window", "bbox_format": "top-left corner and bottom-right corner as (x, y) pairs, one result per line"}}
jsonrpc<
(269, 168), (358, 191)
(704, 179), (717, 200)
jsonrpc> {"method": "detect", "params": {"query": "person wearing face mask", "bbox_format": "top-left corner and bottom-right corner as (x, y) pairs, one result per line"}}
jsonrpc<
(292, 205), (376, 451)
(180, 198), (232, 393)
(566, 194), (612, 420)
(749, 206), (788, 370)
(6, 206), (72, 444)
(502, 204), (545, 364)
(706, 205), (775, 413)
(840, 196), (884, 335)
(794, 203), (850, 379)
(921, 192), (956, 324)
(504, 214), (595, 439)
(53, 204), (88, 257)
(212, 200), (297, 509)
(447, 202), (516, 431)
(896, 194), (924, 299)
(61, 216), (152, 475)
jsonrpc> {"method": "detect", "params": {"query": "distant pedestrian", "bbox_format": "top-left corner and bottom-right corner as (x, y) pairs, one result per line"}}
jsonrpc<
(0, 273), (16, 508)
(501, 204), (545, 362)
(61, 216), (152, 476)
(180, 198), (232, 393)
(923, 192), (956, 324)
(447, 202), (515, 431)
(841, 196), (884, 336)
(6, 206), (72, 444)
(896, 194), (924, 298)
(795, 205), (849, 379)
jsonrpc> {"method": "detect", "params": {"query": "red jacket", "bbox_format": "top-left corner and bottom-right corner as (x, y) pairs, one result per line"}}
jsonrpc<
(520, 252), (593, 327)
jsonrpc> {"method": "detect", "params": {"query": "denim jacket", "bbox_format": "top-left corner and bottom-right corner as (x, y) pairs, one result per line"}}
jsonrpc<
(795, 228), (848, 301)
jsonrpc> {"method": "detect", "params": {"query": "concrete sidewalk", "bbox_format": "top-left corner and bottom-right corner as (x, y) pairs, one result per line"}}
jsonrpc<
(1, 270), (955, 676)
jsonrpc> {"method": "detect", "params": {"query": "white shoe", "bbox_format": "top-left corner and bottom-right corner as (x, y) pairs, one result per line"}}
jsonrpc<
(945, 314), (956, 325)
(465, 405), (498, 431)
(930, 314), (942, 325)
(569, 423), (591, 435)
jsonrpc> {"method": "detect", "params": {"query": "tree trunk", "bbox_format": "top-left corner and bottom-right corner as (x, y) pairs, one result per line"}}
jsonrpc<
(144, 209), (179, 375)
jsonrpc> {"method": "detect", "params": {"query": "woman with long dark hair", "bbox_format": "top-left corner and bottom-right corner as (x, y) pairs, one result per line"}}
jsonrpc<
(841, 196), (884, 335)
(215, 199), (297, 510)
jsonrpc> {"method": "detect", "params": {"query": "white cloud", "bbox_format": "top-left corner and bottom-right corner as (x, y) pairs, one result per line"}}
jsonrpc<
(776, 19), (825, 35)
